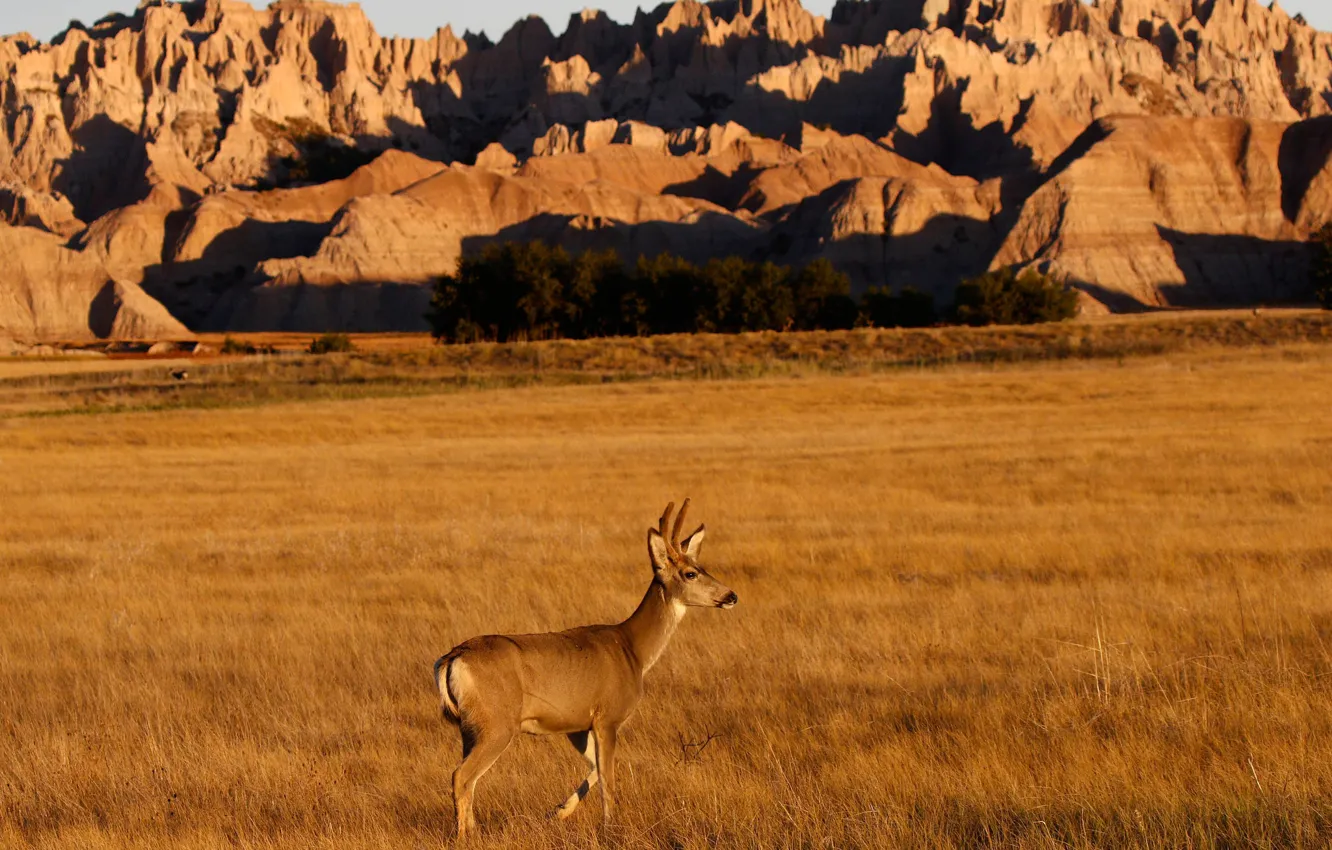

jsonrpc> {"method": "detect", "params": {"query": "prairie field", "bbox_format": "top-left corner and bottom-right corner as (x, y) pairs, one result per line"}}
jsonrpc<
(3, 336), (1332, 848)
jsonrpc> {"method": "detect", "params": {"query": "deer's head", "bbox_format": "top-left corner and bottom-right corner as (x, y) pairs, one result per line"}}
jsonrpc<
(648, 499), (737, 610)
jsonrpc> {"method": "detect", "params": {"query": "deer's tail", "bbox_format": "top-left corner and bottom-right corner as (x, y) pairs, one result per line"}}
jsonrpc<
(433, 648), (466, 725)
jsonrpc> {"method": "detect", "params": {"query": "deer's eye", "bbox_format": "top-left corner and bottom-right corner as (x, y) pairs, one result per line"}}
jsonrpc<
(683, 571), (698, 581)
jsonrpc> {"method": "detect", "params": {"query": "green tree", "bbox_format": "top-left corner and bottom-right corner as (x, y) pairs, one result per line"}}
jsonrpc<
(860, 286), (938, 328)
(510, 241), (573, 340)
(697, 256), (748, 332)
(428, 241), (574, 342)
(566, 249), (645, 338)
(638, 253), (707, 335)
(952, 267), (1078, 326)
(1314, 224), (1332, 309)
(696, 257), (798, 332)
(791, 259), (857, 331)
(735, 261), (796, 331)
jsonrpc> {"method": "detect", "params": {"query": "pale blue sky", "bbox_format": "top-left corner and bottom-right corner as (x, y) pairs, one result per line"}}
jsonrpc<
(5, 0), (1330, 42)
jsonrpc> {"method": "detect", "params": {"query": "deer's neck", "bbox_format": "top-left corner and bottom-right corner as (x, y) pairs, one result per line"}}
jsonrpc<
(621, 580), (686, 674)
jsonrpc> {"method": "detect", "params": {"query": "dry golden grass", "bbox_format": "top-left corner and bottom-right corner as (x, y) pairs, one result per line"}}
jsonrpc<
(3, 344), (1332, 848)
(0, 358), (194, 382)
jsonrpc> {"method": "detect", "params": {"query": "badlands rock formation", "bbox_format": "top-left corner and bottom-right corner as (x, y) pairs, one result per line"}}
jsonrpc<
(0, 224), (190, 340)
(1, 0), (1331, 336)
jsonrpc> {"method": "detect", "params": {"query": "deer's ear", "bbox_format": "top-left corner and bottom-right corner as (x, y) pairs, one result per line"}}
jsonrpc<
(648, 529), (672, 573)
(681, 524), (705, 559)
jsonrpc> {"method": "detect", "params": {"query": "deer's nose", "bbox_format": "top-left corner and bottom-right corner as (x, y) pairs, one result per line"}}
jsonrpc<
(719, 592), (738, 609)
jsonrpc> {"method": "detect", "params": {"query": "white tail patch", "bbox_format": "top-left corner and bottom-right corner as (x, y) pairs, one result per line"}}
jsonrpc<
(447, 657), (477, 718)
(435, 654), (467, 723)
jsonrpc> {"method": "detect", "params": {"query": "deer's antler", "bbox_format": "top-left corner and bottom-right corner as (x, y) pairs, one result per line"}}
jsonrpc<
(658, 501), (675, 545)
(671, 498), (690, 549)
(656, 498), (694, 556)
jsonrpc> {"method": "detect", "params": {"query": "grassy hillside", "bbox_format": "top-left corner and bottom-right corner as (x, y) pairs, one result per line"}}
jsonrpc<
(4, 309), (1332, 418)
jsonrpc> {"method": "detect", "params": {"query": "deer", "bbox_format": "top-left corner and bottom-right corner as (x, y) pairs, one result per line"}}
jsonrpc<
(432, 499), (738, 839)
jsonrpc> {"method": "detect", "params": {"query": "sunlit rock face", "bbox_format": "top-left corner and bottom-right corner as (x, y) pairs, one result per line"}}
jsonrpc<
(1, 0), (1331, 336)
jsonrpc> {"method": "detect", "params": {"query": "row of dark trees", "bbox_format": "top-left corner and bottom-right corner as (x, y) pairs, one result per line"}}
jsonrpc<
(1315, 225), (1332, 309)
(427, 242), (1079, 343)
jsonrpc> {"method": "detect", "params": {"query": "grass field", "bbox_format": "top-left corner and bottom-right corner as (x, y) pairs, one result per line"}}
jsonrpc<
(3, 310), (1331, 420)
(3, 334), (1332, 848)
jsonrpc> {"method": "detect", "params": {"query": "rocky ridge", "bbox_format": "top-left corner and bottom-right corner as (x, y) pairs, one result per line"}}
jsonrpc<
(0, 0), (1330, 337)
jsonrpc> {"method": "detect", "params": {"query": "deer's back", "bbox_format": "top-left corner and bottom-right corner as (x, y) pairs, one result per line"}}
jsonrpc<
(448, 625), (643, 735)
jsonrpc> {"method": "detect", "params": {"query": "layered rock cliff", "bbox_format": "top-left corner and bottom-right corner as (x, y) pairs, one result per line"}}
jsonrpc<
(1, 0), (1330, 337)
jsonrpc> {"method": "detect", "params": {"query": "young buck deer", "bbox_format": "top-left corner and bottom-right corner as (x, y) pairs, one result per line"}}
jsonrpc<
(432, 499), (738, 838)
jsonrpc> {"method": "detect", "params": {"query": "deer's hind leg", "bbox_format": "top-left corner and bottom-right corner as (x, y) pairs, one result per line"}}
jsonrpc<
(453, 720), (514, 839)
(554, 730), (599, 820)
(447, 656), (518, 839)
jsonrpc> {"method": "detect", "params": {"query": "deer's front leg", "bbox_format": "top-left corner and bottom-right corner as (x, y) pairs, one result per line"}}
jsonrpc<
(593, 722), (619, 826)
(555, 730), (599, 820)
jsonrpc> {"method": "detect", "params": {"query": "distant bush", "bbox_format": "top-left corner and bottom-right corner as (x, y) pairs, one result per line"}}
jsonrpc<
(859, 286), (938, 328)
(428, 244), (858, 343)
(1314, 224), (1332, 309)
(309, 333), (355, 354)
(252, 117), (376, 189)
(220, 336), (277, 356)
(221, 336), (252, 355)
(281, 142), (375, 186)
(952, 268), (1079, 326)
